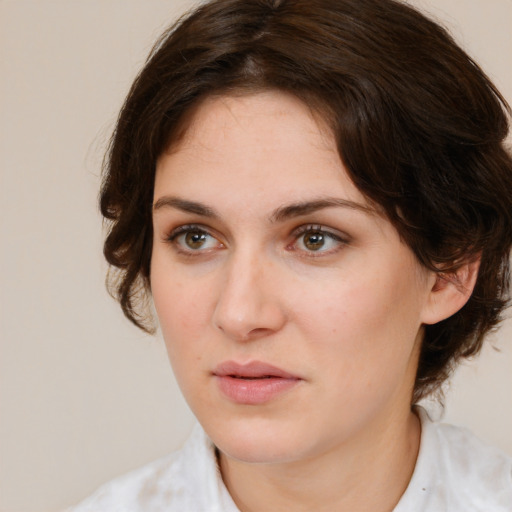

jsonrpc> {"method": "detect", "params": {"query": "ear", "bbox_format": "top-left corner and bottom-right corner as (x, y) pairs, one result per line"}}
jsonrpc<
(421, 256), (480, 325)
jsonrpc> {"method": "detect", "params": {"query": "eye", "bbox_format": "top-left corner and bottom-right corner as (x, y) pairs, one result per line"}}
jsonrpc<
(168, 225), (224, 253)
(291, 225), (346, 254)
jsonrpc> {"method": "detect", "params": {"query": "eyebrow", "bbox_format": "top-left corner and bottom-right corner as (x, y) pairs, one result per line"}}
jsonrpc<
(153, 196), (218, 218)
(270, 197), (373, 222)
(152, 195), (373, 221)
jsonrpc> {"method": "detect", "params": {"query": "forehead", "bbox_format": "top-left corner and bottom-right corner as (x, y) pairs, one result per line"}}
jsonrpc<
(155, 91), (369, 209)
(167, 91), (334, 156)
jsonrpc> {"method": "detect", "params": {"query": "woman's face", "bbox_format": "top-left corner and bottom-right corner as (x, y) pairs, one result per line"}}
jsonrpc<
(151, 91), (436, 464)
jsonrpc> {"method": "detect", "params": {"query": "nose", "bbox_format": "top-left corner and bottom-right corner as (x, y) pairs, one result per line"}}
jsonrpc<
(212, 251), (287, 342)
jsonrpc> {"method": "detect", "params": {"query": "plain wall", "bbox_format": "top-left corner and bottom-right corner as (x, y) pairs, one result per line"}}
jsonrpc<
(1, 1), (511, 511)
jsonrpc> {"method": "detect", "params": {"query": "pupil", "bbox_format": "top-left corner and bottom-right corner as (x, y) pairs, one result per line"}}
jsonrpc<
(305, 232), (324, 250)
(186, 232), (206, 248)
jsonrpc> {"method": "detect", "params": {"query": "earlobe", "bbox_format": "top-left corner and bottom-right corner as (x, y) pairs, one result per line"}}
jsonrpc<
(421, 256), (480, 325)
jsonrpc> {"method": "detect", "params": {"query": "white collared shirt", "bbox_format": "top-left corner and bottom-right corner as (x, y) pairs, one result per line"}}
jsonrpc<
(70, 408), (512, 511)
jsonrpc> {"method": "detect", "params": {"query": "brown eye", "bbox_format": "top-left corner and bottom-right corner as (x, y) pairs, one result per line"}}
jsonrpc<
(303, 232), (326, 251)
(185, 231), (208, 249)
(292, 226), (345, 255)
(170, 227), (223, 253)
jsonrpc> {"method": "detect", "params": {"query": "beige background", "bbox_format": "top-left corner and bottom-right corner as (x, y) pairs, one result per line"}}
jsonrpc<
(1, 1), (511, 511)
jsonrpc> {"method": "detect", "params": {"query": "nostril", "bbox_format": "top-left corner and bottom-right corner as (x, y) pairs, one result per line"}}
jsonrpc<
(242, 327), (276, 341)
(249, 327), (272, 336)
(212, 284), (287, 340)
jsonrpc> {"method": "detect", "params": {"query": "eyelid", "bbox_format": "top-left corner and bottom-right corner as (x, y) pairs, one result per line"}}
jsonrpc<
(162, 223), (349, 257)
(288, 224), (349, 254)
(166, 223), (209, 240)
(165, 223), (225, 253)
(290, 224), (348, 241)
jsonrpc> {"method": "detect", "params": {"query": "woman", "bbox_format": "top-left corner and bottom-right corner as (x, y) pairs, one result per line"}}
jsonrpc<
(73, 0), (512, 510)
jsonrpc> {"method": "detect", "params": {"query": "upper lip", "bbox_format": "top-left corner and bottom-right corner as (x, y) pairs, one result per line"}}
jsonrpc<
(213, 360), (300, 379)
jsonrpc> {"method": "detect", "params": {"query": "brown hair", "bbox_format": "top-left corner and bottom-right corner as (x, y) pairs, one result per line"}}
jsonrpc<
(101, 0), (512, 401)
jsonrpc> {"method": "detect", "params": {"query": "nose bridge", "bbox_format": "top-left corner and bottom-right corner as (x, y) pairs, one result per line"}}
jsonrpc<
(213, 245), (285, 340)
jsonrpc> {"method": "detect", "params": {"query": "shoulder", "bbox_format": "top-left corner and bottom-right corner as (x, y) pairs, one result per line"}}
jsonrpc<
(433, 420), (512, 508)
(68, 451), (183, 512)
(396, 407), (512, 512)
(67, 424), (237, 512)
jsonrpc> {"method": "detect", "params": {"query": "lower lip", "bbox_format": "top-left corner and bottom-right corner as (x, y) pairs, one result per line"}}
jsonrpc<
(215, 375), (300, 405)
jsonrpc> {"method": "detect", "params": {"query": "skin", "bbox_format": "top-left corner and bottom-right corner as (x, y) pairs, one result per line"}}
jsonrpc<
(150, 91), (473, 511)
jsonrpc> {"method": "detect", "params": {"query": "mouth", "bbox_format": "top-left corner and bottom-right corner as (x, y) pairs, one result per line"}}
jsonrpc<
(213, 361), (302, 404)
(229, 375), (278, 380)
(213, 360), (300, 379)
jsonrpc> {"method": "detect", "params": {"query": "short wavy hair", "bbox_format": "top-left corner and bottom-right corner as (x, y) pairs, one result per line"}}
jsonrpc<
(101, 0), (512, 402)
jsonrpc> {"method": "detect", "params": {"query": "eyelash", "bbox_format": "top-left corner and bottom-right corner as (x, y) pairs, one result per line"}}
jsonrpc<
(164, 224), (348, 257)
(165, 224), (223, 257)
(288, 225), (347, 256)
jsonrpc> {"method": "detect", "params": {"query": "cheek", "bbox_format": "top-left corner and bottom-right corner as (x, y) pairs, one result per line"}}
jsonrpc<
(151, 266), (212, 352)
(151, 274), (213, 396)
(295, 280), (422, 426)
(292, 269), (423, 374)
(291, 275), (391, 340)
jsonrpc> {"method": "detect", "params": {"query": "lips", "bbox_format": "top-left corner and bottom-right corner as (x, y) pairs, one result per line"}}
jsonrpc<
(213, 361), (302, 405)
(214, 360), (299, 379)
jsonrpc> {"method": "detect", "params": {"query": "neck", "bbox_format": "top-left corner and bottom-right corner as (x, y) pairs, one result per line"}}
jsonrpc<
(219, 408), (421, 512)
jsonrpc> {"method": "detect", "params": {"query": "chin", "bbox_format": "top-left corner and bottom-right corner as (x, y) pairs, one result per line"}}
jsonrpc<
(203, 415), (313, 464)
(218, 437), (300, 465)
